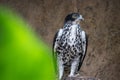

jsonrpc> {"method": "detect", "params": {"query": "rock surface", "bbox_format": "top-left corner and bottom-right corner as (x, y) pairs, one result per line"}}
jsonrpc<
(0, 0), (120, 80)
(65, 76), (100, 80)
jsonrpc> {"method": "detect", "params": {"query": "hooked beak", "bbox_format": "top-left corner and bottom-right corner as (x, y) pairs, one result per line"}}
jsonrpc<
(74, 15), (84, 24)
(78, 15), (84, 21)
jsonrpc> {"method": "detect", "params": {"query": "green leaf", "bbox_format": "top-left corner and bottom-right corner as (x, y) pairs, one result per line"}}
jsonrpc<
(0, 6), (56, 80)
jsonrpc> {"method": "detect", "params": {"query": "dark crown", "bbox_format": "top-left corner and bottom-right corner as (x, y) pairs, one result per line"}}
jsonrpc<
(64, 13), (80, 23)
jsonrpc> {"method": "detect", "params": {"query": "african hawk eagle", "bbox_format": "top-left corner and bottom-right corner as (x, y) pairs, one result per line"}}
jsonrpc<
(53, 13), (87, 80)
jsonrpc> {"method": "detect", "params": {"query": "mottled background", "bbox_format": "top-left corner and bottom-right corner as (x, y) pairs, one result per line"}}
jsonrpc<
(0, 0), (120, 80)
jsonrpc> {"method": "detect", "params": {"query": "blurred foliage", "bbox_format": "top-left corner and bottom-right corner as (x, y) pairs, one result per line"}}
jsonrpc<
(0, 6), (56, 80)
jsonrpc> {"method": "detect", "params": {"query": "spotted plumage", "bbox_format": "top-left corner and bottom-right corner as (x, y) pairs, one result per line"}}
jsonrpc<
(53, 13), (87, 80)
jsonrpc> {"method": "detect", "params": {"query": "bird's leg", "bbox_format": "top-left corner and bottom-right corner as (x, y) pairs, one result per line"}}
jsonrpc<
(68, 57), (80, 77)
(58, 57), (64, 80)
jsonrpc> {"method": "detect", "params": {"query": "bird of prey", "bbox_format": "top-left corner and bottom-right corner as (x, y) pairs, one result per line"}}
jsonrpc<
(53, 13), (87, 80)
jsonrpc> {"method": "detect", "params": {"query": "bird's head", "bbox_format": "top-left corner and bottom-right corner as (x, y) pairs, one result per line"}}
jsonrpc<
(64, 13), (84, 24)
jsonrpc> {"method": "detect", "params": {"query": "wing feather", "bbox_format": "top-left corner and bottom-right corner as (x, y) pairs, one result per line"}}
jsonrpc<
(77, 30), (88, 71)
(53, 29), (63, 54)
(52, 29), (63, 74)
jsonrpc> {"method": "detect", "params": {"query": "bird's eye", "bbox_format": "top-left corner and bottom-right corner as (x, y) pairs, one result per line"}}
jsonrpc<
(72, 14), (78, 19)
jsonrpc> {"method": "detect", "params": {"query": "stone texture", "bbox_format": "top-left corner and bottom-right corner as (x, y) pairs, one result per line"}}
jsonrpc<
(65, 76), (100, 80)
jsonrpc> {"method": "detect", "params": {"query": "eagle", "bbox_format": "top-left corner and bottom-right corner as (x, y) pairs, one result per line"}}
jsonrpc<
(53, 13), (87, 80)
